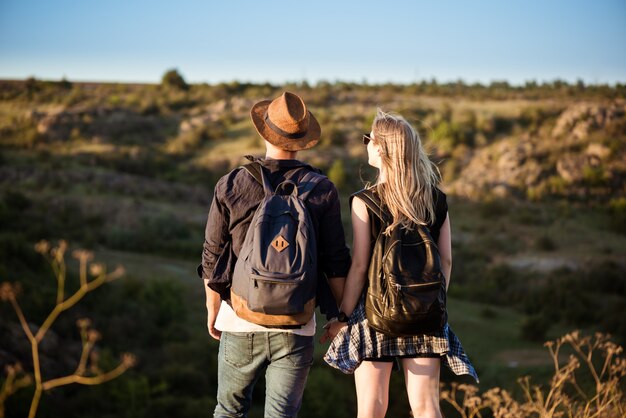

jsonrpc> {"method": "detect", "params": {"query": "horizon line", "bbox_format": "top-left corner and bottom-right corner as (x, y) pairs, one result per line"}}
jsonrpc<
(1, 75), (624, 88)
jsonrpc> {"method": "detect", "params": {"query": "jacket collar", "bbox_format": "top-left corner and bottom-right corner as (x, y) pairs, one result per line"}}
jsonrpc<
(245, 155), (321, 174)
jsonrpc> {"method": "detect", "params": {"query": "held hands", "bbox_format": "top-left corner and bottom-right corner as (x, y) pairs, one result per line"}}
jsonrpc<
(319, 318), (347, 344)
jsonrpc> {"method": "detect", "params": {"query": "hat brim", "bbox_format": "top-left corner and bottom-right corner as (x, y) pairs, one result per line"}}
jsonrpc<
(250, 100), (320, 151)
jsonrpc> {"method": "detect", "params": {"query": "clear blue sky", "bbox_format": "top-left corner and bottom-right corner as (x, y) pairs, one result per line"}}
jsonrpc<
(1, 0), (625, 85)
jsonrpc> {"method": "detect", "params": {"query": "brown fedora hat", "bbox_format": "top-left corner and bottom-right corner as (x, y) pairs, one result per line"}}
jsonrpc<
(250, 92), (320, 151)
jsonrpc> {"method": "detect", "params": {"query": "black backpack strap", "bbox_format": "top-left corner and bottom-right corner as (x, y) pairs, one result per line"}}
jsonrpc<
(241, 157), (323, 198)
(350, 188), (392, 224)
(298, 170), (326, 200)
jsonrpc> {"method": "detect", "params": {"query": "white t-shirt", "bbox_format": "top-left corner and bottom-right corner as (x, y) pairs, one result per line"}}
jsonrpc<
(214, 301), (316, 336)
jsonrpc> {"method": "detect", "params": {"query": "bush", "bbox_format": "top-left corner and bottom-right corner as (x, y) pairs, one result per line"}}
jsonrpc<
(161, 69), (189, 91)
(327, 160), (346, 189)
(582, 165), (608, 187)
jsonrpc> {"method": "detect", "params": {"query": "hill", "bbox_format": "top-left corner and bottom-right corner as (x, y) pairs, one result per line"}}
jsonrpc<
(1, 77), (625, 417)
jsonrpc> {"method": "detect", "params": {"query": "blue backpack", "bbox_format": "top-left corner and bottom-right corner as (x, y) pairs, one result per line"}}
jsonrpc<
(231, 162), (325, 327)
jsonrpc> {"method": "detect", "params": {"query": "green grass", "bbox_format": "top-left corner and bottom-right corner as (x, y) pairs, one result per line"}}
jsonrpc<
(445, 297), (571, 388)
(93, 246), (566, 393)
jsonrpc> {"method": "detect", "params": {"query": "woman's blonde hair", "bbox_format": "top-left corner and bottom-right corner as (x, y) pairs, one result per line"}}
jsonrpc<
(371, 109), (441, 234)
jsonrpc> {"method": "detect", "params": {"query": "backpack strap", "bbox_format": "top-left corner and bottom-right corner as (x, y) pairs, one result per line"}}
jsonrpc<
(350, 188), (393, 224)
(241, 161), (274, 195)
(242, 159), (325, 200)
(298, 170), (325, 200)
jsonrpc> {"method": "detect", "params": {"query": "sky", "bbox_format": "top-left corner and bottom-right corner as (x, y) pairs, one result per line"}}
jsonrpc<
(1, 0), (625, 85)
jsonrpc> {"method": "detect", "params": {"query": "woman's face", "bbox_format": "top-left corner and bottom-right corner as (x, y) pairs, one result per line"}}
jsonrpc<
(367, 130), (382, 169)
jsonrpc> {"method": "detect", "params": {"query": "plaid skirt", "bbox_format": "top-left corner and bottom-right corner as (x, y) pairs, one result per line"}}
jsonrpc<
(324, 298), (479, 383)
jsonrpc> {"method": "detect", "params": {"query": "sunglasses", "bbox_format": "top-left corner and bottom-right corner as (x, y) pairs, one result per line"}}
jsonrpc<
(362, 133), (373, 145)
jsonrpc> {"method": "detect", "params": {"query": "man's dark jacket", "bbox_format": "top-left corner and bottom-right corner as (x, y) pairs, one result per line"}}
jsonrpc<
(197, 157), (351, 319)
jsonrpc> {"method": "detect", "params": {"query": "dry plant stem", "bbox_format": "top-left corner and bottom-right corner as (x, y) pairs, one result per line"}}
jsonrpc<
(6, 295), (44, 418)
(35, 271), (110, 343)
(569, 336), (604, 413)
(75, 332), (92, 376)
(0, 372), (32, 418)
(544, 341), (566, 413)
(42, 361), (130, 391)
(1, 242), (131, 418)
(7, 268), (118, 418)
(440, 331), (625, 418)
(441, 384), (469, 418)
(53, 261), (65, 305)
(2, 373), (16, 414)
(79, 255), (87, 287)
(29, 271), (111, 418)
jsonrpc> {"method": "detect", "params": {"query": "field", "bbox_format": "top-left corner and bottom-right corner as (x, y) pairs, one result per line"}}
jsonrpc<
(1, 77), (625, 417)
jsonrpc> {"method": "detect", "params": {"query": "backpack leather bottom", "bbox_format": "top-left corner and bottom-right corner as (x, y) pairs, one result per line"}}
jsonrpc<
(231, 290), (315, 327)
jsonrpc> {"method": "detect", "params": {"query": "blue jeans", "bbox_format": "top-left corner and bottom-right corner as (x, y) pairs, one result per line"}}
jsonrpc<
(214, 331), (314, 418)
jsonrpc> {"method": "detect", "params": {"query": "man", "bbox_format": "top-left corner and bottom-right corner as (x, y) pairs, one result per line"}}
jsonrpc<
(198, 92), (351, 418)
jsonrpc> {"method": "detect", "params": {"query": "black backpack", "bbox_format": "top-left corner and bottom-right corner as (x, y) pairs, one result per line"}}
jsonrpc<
(351, 188), (448, 336)
(230, 161), (325, 327)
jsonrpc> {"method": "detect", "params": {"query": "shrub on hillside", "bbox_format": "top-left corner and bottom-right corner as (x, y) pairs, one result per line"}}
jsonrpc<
(161, 69), (189, 91)
(327, 160), (347, 189)
(525, 262), (626, 342)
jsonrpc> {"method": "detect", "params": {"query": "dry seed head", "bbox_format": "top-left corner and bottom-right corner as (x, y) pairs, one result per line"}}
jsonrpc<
(34, 240), (50, 255)
(89, 263), (104, 276)
(107, 265), (126, 280)
(466, 395), (482, 409)
(122, 353), (137, 368)
(76, 318), (92, 329)
(87, 330), (101, 342)
(72, 249), (94, 262)
(1, 282), (15, 301)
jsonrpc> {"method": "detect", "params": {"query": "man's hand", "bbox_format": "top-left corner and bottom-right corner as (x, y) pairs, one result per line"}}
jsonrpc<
(207, 313), (222, 341)
(319, 318), (347, 344)
(204, 280), (222, 340)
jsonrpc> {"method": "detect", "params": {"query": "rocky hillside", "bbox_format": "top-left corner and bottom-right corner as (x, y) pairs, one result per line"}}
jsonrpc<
(1, 79), (625, 207)
(448, 101), (626, 201)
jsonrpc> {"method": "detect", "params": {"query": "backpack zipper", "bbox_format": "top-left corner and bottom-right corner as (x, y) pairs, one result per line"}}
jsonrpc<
(394, 281), (441, 291)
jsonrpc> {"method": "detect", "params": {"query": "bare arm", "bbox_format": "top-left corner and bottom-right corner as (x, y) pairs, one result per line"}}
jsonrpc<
(437, 213), (452, 290)
(320, 197), (371, 343)
(327, 277), (345, 307)
(339, 196), (372, 316)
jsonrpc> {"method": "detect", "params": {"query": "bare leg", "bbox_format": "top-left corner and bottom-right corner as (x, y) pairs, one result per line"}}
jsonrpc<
(354, 360), (394, 418)
(401, 357), (442, 418)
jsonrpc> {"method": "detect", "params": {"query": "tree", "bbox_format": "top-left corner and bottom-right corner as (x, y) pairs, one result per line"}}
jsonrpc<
(161, 69), (189, 91)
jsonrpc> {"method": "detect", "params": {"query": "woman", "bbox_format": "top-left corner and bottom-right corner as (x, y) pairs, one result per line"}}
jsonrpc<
(323, 110), (478, 418)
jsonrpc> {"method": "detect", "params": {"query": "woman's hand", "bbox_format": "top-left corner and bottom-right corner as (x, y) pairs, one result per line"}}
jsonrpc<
(319, 318), (347, 344)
